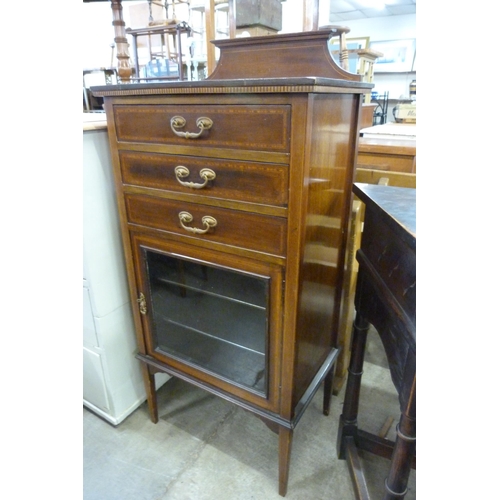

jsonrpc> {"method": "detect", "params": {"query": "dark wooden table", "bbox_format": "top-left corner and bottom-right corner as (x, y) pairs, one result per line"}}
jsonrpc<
(337, 183), (416, 500)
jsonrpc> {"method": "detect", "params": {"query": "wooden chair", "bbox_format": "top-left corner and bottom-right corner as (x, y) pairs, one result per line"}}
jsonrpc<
(357, 49), (384, 103)
(319, 24), (351, 71)
(332, 168), (416, 394)
(355, 167), (417, 188)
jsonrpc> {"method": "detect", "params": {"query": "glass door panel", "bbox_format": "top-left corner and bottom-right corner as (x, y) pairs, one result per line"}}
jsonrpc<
(144, 250), (270, 396)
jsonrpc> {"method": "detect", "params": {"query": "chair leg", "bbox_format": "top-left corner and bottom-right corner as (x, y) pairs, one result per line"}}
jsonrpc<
(323, 364), (335, 415)
(339, 33), (349, 71)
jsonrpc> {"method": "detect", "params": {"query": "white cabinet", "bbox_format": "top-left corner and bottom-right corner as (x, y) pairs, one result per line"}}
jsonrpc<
(83, 117), (168, 425)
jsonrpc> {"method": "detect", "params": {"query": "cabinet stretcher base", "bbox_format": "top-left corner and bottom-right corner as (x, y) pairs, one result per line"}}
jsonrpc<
(137, 347), (338, 496)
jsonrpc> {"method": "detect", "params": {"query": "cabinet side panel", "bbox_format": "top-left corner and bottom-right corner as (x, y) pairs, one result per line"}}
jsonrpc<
(102, 98), (149, 355)
(292, 93), (360, 407)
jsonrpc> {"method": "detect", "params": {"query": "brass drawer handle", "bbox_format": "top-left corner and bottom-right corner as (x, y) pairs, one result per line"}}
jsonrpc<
(170, 115), (213, 139)
(174, 166), (216, 189)
(178, 211), (217, 234)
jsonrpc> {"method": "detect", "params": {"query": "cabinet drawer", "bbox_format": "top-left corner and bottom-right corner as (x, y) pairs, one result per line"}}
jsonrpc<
(113, 104), (291, 154)
(125, 194), (287, 256)
(120, 151), (289, 207)
(361, 216), (416, 321)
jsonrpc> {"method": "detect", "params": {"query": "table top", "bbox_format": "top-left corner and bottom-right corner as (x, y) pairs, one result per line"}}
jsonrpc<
(358, 137), (416, 154)
(83, 112), (107, 131)
(360, 123), (416, 141)
(353, 183), (416, 247)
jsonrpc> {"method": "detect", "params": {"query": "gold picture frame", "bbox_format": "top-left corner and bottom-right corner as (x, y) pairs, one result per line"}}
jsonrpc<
(370, 39), (416, 73)
(328, 37), (371, 74)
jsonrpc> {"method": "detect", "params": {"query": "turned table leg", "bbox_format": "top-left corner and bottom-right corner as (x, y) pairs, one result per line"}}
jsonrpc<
(278, 426), (293, 497)
(384, 369), (416, 500)
(337, 312), (370, 458)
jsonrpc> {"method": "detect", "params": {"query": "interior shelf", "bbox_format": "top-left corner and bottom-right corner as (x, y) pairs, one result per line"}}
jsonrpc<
(155, 314), (267, 394)
(151, 279), (267, 354)
(148, 251), (268, 308)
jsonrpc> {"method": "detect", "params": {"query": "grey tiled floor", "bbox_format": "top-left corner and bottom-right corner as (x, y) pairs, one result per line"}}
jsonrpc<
(83, 331), (416, 500)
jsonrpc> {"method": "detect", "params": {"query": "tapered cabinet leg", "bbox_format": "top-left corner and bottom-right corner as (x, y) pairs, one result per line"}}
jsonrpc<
(141, 363), (159, 423)
(278, 426), (293, 497)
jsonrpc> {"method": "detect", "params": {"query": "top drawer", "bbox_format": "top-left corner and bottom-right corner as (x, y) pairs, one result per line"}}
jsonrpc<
(113, 104), (291, 154)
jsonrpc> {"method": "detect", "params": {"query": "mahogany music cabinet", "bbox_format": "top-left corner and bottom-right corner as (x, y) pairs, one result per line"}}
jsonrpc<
(92, 30), (372, 496)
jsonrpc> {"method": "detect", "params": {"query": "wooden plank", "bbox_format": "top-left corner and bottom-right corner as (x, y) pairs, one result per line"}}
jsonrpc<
(355, 168), (416, 188)
(302, 0), (319, 31)
(378, 416), (395, 438)
(205, 0), (216, 76)
(345, 437), (371, 500)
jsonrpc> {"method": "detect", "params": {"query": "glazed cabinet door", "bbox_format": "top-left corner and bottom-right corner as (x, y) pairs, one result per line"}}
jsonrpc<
(130, 231), (284, 413)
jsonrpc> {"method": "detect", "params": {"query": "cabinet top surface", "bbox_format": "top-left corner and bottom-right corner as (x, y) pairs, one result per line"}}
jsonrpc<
(91, 76), (372, 97)
(353, 183), (416, 245)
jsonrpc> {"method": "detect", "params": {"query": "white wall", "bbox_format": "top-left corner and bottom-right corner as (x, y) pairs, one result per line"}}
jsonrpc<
(339, 14), (416, 101)
(82, 2), (118, 70)
(83, 1), (415, 100)
(82, 1), (147, 86)
(340, 13), (416, 40)
(281, 0), (305, 33)
(280, 2), (416, 104)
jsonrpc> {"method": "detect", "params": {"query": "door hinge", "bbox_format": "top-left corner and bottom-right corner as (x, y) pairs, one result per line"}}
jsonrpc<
(137, 292), (148, 315)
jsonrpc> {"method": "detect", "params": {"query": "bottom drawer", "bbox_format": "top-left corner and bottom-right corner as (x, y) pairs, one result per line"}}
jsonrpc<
(125, 194), (287, 257)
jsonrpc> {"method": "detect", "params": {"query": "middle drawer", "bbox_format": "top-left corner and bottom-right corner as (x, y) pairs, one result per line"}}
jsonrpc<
(120, 151), (289, 207)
